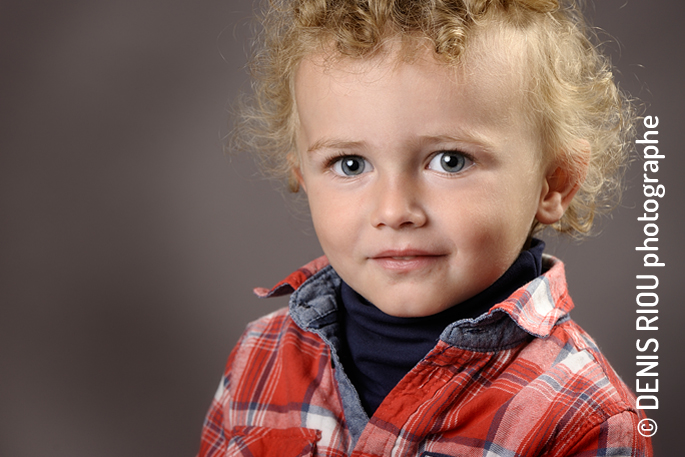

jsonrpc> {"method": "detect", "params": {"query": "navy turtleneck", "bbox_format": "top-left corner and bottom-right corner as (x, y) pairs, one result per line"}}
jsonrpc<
(337, 238), (545, 416)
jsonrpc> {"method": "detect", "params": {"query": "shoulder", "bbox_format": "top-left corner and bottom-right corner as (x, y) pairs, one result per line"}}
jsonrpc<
(511, 317), (652, 455)
(215, 308), (293, 389)
(242, 307), (292, 338)
(229, 307), (317, 373)
(532, 317), (635, 413)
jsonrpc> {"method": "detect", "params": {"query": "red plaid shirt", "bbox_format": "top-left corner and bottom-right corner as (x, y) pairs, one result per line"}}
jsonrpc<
(199, 256), (652, 456)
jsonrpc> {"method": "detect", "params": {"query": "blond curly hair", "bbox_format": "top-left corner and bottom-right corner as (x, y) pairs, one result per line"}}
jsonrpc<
(231, 0), (636, 237)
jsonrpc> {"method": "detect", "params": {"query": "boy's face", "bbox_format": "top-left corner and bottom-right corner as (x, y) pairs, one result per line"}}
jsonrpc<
(294, 41), (554, 317)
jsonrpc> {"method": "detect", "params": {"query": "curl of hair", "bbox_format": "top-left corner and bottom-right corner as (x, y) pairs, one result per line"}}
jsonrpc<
(230, 0), (637, 237)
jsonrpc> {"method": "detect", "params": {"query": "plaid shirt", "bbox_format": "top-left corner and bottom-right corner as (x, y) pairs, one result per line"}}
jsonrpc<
(199, 256), (652, 457)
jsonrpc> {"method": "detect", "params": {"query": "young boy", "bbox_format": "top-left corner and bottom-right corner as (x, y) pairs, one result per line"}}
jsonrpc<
(199, 1), (652, 455)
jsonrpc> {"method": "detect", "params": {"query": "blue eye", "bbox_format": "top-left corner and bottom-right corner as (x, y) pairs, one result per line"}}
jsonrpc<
(332, 155), (371, 176)
(428, 151), (471, 173)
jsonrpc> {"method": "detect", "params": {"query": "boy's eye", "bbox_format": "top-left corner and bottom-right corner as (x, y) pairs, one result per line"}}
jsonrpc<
(428, 151), (471, 173)
(332, 155), (372, 176)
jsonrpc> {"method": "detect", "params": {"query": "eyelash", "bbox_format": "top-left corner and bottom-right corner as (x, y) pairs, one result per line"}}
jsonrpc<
(325, 153), (371, 177)
(324, 153), (351, 170)
(427, 150), (475, 174)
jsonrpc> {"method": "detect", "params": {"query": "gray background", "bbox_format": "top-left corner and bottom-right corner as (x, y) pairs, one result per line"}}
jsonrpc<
(1, 1), (681, 455)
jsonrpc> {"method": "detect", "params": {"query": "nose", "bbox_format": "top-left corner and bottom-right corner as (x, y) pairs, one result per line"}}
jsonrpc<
(370, 176), (427, 229)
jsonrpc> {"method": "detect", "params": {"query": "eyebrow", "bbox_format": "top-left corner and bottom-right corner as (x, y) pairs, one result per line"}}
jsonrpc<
(305, 131), (497, 155)
(306, 138), (365, 155)
(418, 133), (496, 151)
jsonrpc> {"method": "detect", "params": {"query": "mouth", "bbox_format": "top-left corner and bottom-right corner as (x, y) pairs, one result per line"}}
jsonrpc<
(370, 250), (446, 272)
(373, 249), (442, 259)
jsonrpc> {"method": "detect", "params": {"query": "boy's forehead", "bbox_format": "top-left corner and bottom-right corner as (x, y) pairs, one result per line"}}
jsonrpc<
(461, 24), (530, 92)
(295, 27), (532, 133)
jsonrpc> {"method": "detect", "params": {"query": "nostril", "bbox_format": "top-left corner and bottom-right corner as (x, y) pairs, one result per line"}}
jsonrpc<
(370, 180), (427, 229)
(371, 201), (427, 229)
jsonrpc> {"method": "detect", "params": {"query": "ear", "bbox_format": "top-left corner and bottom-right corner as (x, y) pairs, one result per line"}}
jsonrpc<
(536, 141), (589, 225)
(287, 151), (306, 193)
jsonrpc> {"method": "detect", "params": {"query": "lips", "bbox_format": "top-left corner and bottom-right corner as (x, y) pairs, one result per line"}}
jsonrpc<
(370, 249), (445, 272)
(373, 249), (440, 258)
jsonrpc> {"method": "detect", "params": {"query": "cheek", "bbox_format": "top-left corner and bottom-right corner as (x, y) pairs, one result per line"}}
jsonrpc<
(434, 183), (529, 252)
(307, 188), (359, 251)
(308, 199), (335, 244)
(434, 183), (505, 227)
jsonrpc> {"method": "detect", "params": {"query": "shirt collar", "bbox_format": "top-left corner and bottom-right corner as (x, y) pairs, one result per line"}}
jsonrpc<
(438, 256), (574, 350)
